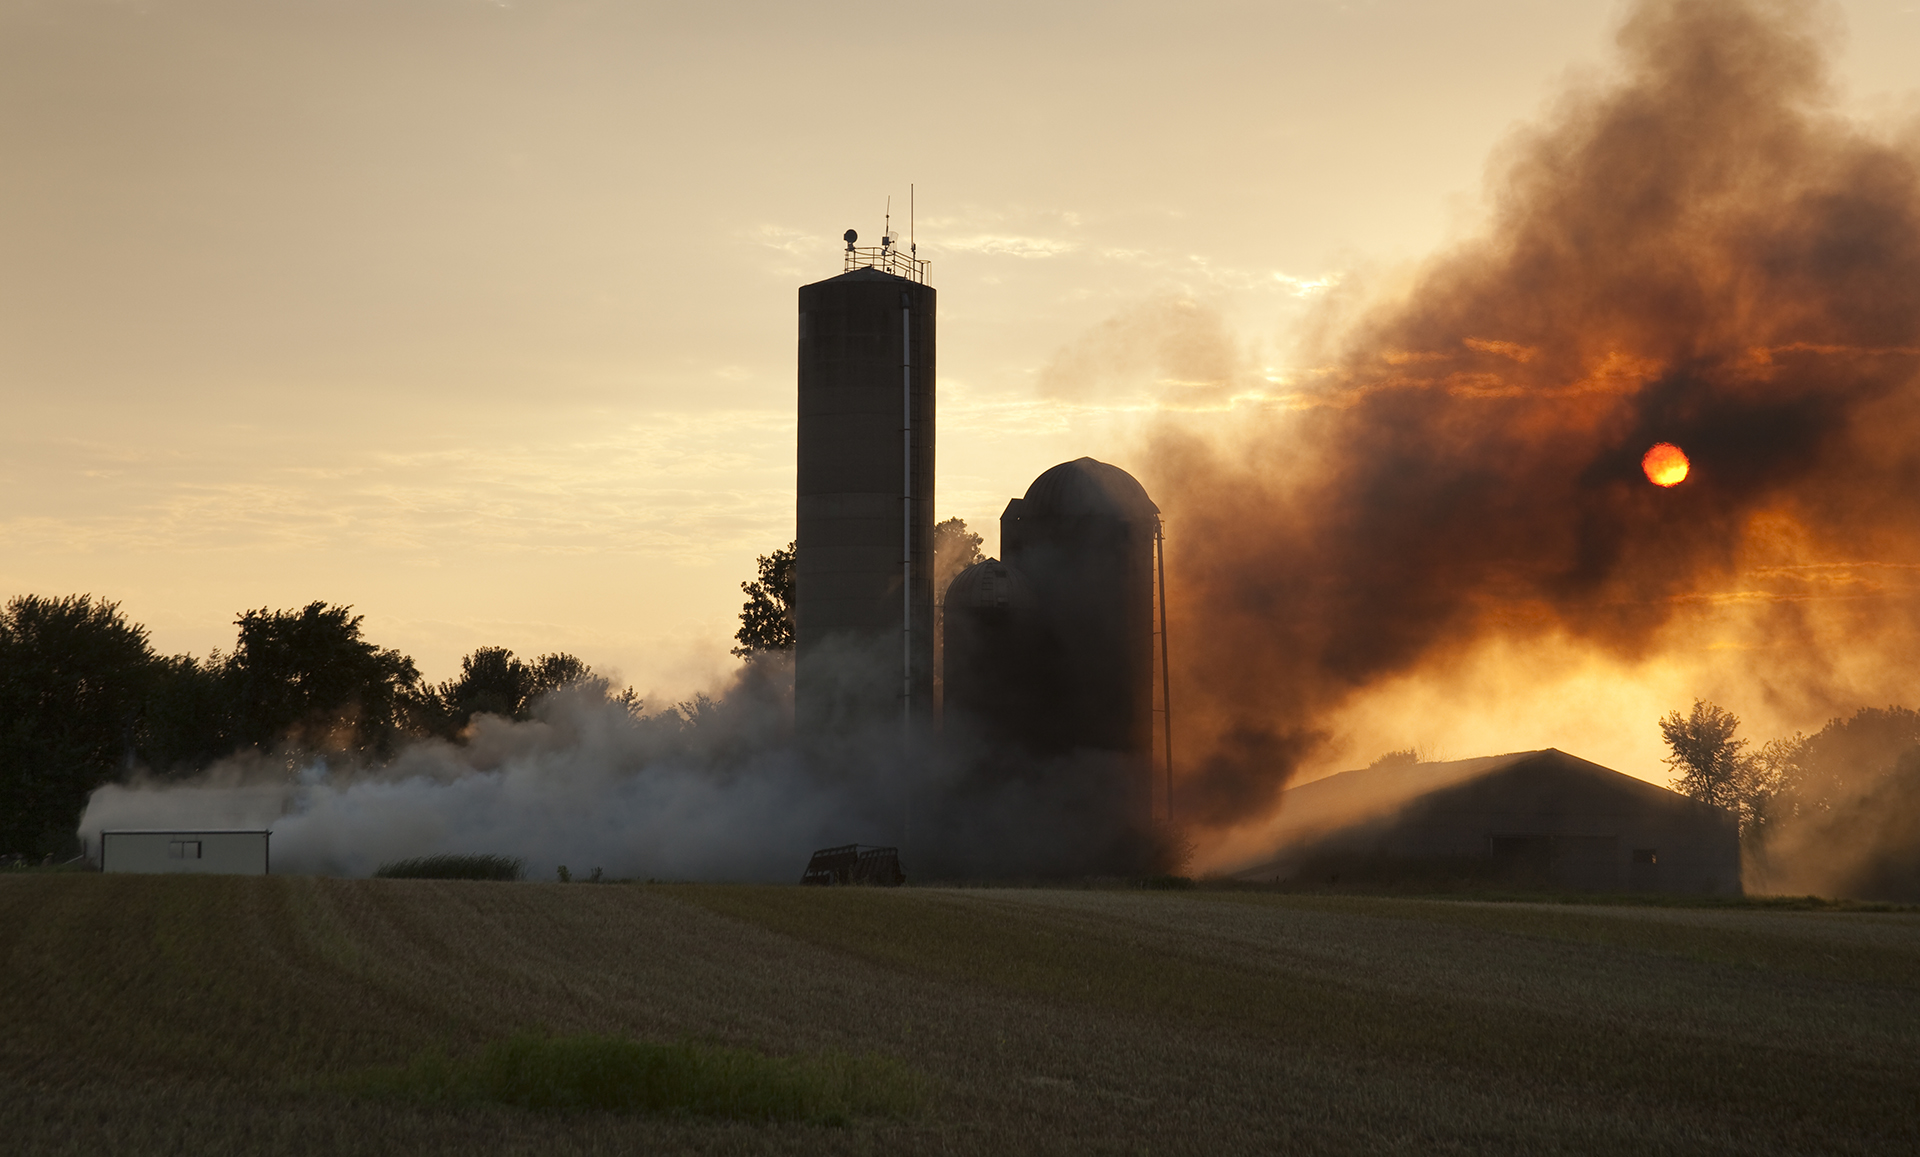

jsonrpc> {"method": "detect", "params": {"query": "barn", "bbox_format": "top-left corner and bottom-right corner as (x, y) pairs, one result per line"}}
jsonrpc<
(1233, 749), (1740, 894)
(99, 830), (271, 876)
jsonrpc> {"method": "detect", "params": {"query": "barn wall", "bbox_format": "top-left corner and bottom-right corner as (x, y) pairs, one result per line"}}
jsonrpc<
(100, 831), (270, 876)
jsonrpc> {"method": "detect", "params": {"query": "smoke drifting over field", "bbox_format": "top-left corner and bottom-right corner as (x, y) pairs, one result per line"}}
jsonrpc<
(1155, 0), (1920, 844)
(81, 651), (1140, 881)
(82, 663), (892, 881)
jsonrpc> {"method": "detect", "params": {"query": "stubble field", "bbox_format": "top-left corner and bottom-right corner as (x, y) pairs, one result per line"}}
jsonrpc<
(2, 874), (1917, 1155)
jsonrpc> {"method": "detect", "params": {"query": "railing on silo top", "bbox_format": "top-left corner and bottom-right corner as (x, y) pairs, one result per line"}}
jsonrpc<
(843, 243), (930, 282)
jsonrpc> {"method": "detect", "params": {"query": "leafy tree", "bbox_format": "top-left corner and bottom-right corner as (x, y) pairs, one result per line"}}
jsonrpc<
(438, 646), (529, 726)
(0, 596), (158, 856)
(732, 524), (979, 661)
(1775, 706), (1920, 814)
(528, 652), (593, 694)
(732, 542), (795, 658)
(1741, 708), (1920, 898)
(224, 601), (423, 757)
(933, 516), (985, 599)
(1660, 700), (1750, 815)
(1659, 700), (1795, 839)
(433, 647), (601, 733)
(1735, 735), (1793, 841)
(140, 652), (234, 775)
(1823, 744), (1920, 899)
(929, 517), (986, 696)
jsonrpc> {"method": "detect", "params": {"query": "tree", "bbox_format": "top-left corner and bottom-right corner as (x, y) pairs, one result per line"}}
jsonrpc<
(1660, 700), (1762, 825)
(933, 516), (985, 598)
(1742, 708), (1920, 898)
(1782, 706), (1920, 813)
(140, 652), (234, 775)
(929, 517), (986, 696)
(527, 652), (592, 692)
(433, 647), (600, 733)
(732, 542), (795, 657)
(1736, 735), (1794, 840)
(430, 646), (528, 732)
(224, 601), (423, 757)
(0, 595), (158, 856)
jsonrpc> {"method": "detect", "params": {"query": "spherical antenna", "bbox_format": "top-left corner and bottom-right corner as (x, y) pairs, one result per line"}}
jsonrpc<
(843, 229), (857, 250)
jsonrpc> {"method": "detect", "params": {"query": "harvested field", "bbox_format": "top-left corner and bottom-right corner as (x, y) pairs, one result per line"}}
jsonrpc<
(3, 875), (1917, 1155)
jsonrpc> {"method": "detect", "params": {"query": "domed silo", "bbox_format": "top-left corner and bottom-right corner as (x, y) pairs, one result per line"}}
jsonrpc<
(1001, 458), (1160, 824)
(941, 558), (1045, 748)
(794, 262), (936, 737)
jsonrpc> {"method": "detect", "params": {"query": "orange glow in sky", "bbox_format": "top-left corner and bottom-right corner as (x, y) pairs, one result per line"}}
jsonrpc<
(1642, 442), (1690, 487)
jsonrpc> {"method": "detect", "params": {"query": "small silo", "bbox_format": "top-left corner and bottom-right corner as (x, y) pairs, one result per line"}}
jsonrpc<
(794, 244), (936, 736)
(941, 558), (1045, 748)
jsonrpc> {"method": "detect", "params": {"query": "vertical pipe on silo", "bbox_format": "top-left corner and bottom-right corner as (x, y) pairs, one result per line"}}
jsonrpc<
(901, 293), (913, 740)
(900, 292), (914, 846)
(1157, 517), (1173, 825)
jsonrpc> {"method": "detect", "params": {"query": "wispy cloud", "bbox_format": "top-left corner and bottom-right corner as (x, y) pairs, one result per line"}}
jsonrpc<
(935, 234), (1078, 259)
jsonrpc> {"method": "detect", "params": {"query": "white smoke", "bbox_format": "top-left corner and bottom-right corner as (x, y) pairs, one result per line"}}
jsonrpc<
(79, 661), (911, 880)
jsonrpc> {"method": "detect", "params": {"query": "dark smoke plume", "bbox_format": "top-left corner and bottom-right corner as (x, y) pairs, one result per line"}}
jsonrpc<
(1154, 0), (1920, 833)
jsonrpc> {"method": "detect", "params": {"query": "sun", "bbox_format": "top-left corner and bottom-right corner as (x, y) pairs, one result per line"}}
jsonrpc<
(1642, 442), (1690, 487)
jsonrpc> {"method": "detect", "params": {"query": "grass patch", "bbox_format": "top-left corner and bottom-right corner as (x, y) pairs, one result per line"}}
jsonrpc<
(373, 854), (524, 881)
(349, 1034), (926, 1123)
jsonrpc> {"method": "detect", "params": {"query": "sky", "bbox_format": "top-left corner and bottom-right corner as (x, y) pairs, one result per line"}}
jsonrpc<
(6, 0), (1920, 745)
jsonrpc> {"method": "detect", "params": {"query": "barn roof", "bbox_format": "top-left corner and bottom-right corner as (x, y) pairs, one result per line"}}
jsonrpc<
(1227, 748), (1720, 877)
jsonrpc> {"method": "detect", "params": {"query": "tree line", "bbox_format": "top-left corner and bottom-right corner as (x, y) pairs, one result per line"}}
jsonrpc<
(0, 594), (629, 860)
(1660, 700), (1920, 834)
(1661, 699), (1920, 893)
(10, 518), (982, 862)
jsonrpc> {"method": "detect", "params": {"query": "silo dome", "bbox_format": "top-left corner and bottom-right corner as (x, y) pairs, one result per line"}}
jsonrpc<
(944, 558), (1038, 613)
(1020, 457), (1160, 523)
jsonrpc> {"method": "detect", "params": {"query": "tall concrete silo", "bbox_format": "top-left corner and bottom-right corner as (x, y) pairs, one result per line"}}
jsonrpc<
(794, 241), (936, 737)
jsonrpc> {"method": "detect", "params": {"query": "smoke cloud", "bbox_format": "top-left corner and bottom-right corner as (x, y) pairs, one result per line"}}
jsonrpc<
(81, 648), (1164, 881)
(81, 661), (899, 881)
(1152, 0), (1920, 846)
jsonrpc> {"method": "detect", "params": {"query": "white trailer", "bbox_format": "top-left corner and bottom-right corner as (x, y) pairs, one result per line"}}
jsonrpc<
(99, 830), (271, 876)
